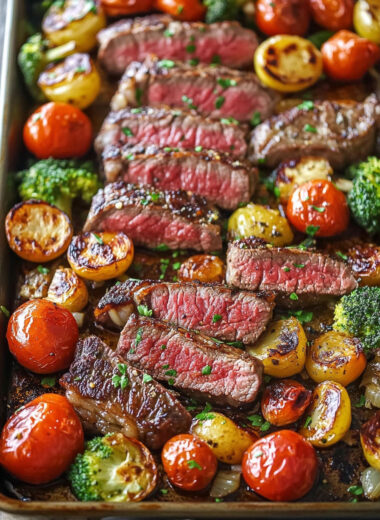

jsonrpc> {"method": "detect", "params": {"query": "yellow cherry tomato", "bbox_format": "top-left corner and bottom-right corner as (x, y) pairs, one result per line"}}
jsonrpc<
(47, 267), (89, 312)
(354, 0), (380, 45)
(361, 411), (380, 470)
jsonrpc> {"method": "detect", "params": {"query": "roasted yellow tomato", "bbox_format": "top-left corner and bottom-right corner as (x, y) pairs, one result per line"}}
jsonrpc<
(228, 204), (294, 247)
(47, 267), (88, 312)
(178, 255), (225, 284)
(254, 35), (323, 93)
(361, 411), (380, 471)
(191, 412), (258, 464)
(354, 0), (380, 45)
(38, 53), (101, 110)
(42, 0), (106, 52)
(67, 232), (134, 281)
(306, 331), (367, 386)
(299, 381), (351, 447)
(5, 201), (73, 263)
(247, 317), (307, 378)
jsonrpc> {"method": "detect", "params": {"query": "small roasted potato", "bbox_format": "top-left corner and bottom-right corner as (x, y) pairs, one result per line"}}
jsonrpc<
(68, 232), (134, 281)
(191, 412), (258, 464)
(306, 331), (367, 386)
(47, 267), (88, 312)
(341, 241), (380, 287)
(19, 265), (55, 301)
(5, 201), (73, 263)
(254, 35), (323, 92)
(361, 411), (380, 471)
(42, 0), (106, 52)
(38, 53), (101, 109)
(228, 203), (294, 247)
(274, 157), (333, 204)
(261, 379), (312, 427)
(178, 255), (225, 284)
(299, 381), (351, 447)
(247, 317), (307, 378)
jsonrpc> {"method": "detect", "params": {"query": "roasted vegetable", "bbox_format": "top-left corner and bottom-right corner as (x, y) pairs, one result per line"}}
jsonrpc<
(47, 267), (88, 312)
(361, 352), (380, 408)
(204, 0), (239, 23)
(42, 0), (106, 52)
(309, 0), (354, 31)
(5, 200), (73, 263)
(333, 287), (380, 354)
(38, 53), (101, 109)
(361, 412), (380, 470)
(255, 0), (310, 36)
(361, 466), (380, 500)
(17, 33), (75, 102)
(68, 433), (158, 502)
(178, 254), (225, 283)
(155, 0), (206, 20)
(354, 0), (380, 44)
(261, 379), (312, 427)
(17, 159), (101, 217)
(210, 470), (241, 498)
(347, 156), (380, 235)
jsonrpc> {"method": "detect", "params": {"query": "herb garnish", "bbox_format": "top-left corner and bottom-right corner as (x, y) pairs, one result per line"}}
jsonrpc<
(212, 314), (222, 323)
(290, 292), (299, 301)
(187, 460), (202, 470)
(304, 123), (317, 133)
(37, 265), (50, 274)
(137, 305), (153, 317)
(112, 363), (129, 390)
(215, 96), (225, 109)
(195, 402), (214, 421)
(41, 376), (56, 388)
(201, 365), (212, 375)
(142, 374), (153, 383)
(250, 111), (261, 127)
(92, 233), (103, 245)
(122, 127), (133, 137)
(297, 100), (314, 111)
(217, 78), (237, 89)
(306, 225), (320, 237)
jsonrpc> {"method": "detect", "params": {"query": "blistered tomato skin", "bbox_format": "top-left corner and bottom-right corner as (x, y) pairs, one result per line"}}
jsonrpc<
(360, 411), (380, 470)
(256, 0), (310, 36)
(6, 299), (79, 374)
(261, 379), (312, 427)
(178, 255), (225, 283)
(161, 434), (217, 491)
(242, 430), (318, 501)
(154, 0), (206, 21)
(309, 0), (354, 31)
(0, 394), (84, 484)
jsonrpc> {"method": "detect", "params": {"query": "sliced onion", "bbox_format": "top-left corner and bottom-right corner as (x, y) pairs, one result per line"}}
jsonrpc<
(361, 466), (380, 500)
(210, 470), (241, 498)
(108, 304), (134, 328)
(334, 178), (353, 192)
(72, 312), (85, 328)
(360, 353), (380, 409)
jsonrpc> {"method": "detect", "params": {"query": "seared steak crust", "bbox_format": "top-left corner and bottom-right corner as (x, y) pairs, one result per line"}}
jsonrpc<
(97, 14), (258, 75)
(249, 95), (378, 169)
(60, 335), (191, 449)
(84, 182), (222, 252)
(117, 314), (263, 407)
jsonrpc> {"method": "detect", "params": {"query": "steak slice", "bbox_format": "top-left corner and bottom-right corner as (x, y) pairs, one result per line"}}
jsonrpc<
(95, 106), (248, 159)
(249, 95), (378, 169)
(95, 279), (275, 344)
(101, 144), (257, 210)
(111, 56), (276, 122)
(117, 314), (263, 407)
(97, 14), (258, 75)
(83, 182), (222, 252)
(226, 238), (358, 306)
(60, 335), (191, 449)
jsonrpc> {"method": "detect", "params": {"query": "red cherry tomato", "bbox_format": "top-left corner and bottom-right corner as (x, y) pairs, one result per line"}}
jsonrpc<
(23, 102), (92, 159)
(321, 30), (380, 81)
(286, 179), (349, 237)
(309, 0), (354, 31)
(255, 0), (311, 36)
(6, 299), (79, 374)
(154, 0), (206, 21)
(0, 394), (84, 484)
(242, 430), (318, 501)
(101, 0), (153, 17)
(161, 433), (217, 491)
(261, 379), (312, 427)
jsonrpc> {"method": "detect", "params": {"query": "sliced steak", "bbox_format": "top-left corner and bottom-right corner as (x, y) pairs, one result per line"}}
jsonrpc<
(101, 144), (257, 210)
(97, 14), (258, 75)
(60, 335), (191, 449)
(84, 182), (222, 252)
(95, 106), (248, 159)
(226, 238), (358, 306)
(249, 95), (378, 169)
(95, 279), (275, 344)
(117, 314), (263, 407)
(111, 56), (276, 122)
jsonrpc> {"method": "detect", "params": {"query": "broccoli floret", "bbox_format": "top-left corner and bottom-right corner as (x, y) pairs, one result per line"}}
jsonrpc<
(347, 156), (380, 235)
(17, 158), (101, 216)
(204, 0), (239, 23)
(18, 33), (75, 101)
(333, 287), (380, 354)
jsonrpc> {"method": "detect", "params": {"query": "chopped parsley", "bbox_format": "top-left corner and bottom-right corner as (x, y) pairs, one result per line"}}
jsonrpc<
(348, 485), (363, 496)
(135, 328), (143, 346)
(189, 58), (199, 66)
(195, 145), (203, 152)
(217, 78), (237, 89)
(155, 244), (170, 251)
(37, 265), (49, 274)
(215, 96), (225, 109)
(304, 123), (317, 133)
(311, 205), (325, 213)
(336, 251), (348, 261)
(250, 111), (261, 127)
(221, 117), (239, 125)
(150, 192), (160, 202)
(186, 44), (196, 53)
(306, 225), (320, 237)
(135, 87), (143, 106)
(260, 421), (271, 432)
(137, 304), (152, 317)
(160, 258), (170, 279)
(143, 374), (153, 383)
(212, 314), (222, 323)
(282, 266), (290, 272)
(177, 4), (184, 13)
(247, 414), (263, 427)
(164, 29), (174, 37)
(355, 394), (366, 408)
(211, 54), (221, 65)
(160, 488), (168, 494)
(92, 233), (103, 245)
(286, 310), (313, 324)
(41, 376), (56, 388)
(293, 263), (305, 268)
(258, 157), (266, 165)
(201, 365), (212, 375)
(290, 292), (299, 301)
(297, 100), (314, 111)
(214, 497), (223, 502)
(304, 416), (312, 428)
(161, 344), (166, 350)
(112, 363), (129, 390)
(182, 95), (197, 110)
(158, 59), (176, 69)
(165, 369), (177, 377)
(187, 460), (202, 470)
(122, 127), (134, 137)
(173, 262), (181, 270)
(195, 402), (215, 421)
(131, 108), (142, 114)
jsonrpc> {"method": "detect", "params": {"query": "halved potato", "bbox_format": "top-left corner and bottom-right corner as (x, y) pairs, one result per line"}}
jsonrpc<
(299, 381), (351, 447)
(247, 317), (307, 378)
(254, 35), (323, 92)
(306, 331), (367, 386)
(361, 411), (380, 471)
(5, 200), (73, 263)
(47, 267), (88, 312)
(67, 232), (134, 281)
(38, 53), (101, 109)
(178, 255), (225, 284)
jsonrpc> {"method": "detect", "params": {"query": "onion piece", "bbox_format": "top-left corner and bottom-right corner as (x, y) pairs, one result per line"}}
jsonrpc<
(210, 470), (241, 498)
(361, 466), (380, 500)
(71, 312), (85, 328)
(360, 353), (380, 409)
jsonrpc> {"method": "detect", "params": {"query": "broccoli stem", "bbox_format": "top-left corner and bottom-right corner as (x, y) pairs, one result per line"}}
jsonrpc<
(45, 40), (76, 63)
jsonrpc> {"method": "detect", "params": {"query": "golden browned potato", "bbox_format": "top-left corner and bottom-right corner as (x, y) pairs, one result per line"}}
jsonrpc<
(361, 412), (380, 471)
(299, 381), (351, 447)
(38, 53), (101, 109)
(67, 232), (134, 281)
(5, 201), (73, 263)
(247, 317), (307, 378)
(178, 255), (225, 284)
(47, 267), (88, 312)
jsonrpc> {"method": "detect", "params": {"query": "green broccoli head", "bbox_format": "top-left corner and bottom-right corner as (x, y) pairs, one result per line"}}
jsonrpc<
(204, 0), (240, 24)
(333, 287), (380, 354)
(17, 158), (101, 216)
(347, 156), (380, 235)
